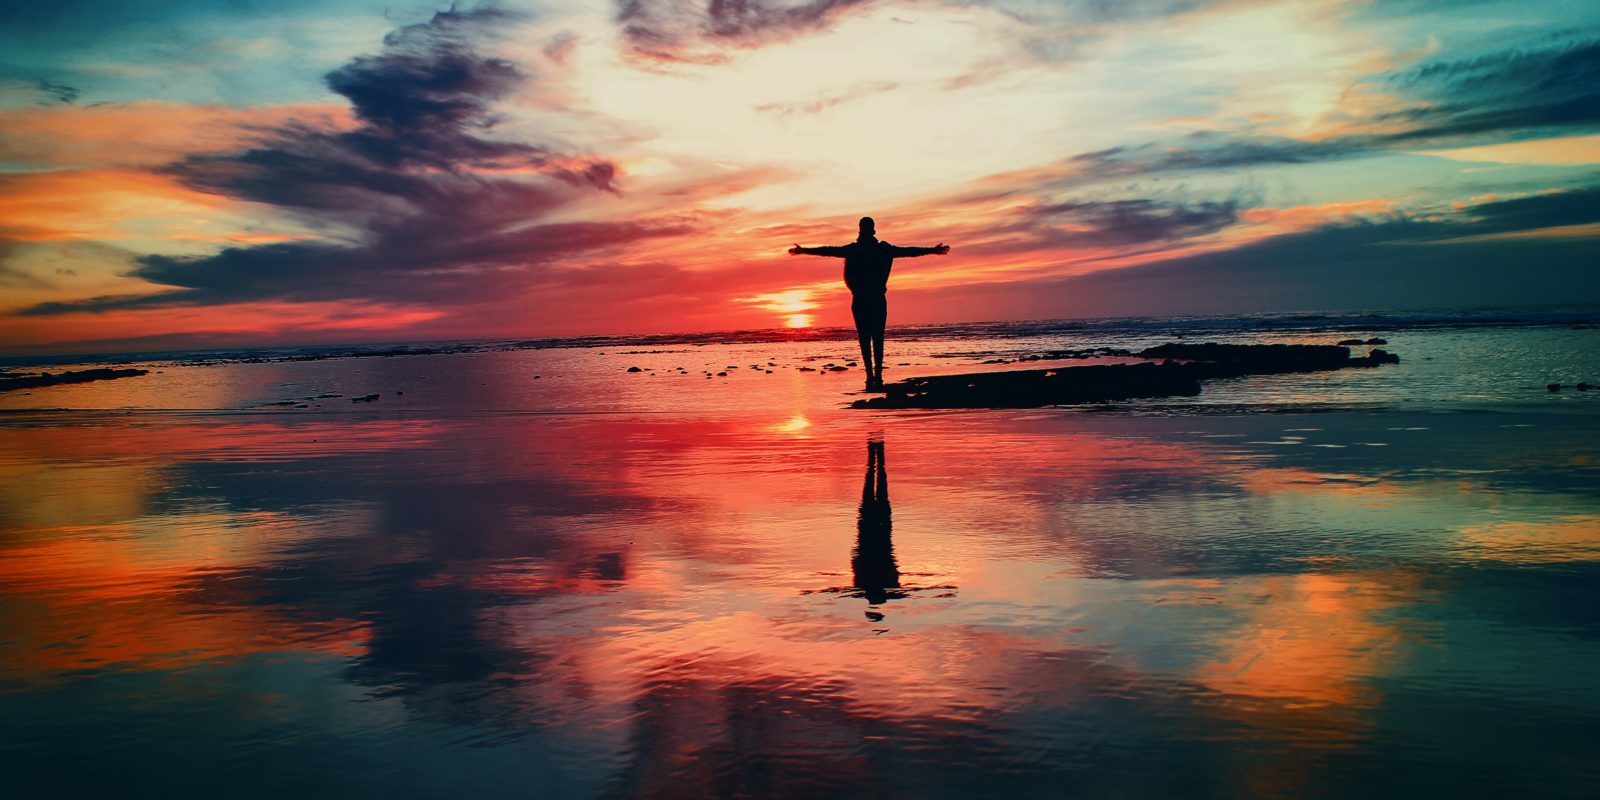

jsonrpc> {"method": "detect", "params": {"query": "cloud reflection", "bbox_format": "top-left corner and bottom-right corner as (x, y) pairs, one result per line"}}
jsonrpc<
(3, 409), (1600, 793)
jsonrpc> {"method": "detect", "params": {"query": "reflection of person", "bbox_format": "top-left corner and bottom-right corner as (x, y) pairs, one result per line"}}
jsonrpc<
(852, 436), (899, 609)
(790, 217), (950, 391)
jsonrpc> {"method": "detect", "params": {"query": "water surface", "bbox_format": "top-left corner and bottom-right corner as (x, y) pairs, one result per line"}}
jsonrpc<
(3, 318), (1599, 798)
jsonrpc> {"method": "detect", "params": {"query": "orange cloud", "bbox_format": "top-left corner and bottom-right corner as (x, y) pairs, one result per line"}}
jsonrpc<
(0, 299), (445, 351)
(0, 101), (353, 169)
(1237, 198), (1395, 234)
(0, 169), (233, 242)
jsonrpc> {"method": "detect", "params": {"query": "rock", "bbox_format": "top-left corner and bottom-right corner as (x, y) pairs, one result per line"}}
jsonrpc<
(1366, 337), (1387, 345)
(1338, 339), (1365, 346)
(1140, 343), (1364, 375)
(798, 366), (816, 372)
(352, 393), (380, 402)
(716, 371), (727, 377)
(627, 366), (642, 372)
(854, 363), (1202, 409)
(828, 365), (850, 372)
(1578, 382), (1591, 391)
(0, 367), (150, 393)
(855, 341), (1403, 410)
(1547, 383), (1562, 392)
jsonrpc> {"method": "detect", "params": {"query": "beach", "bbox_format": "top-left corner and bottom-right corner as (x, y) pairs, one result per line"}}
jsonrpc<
(3, 313), (1599, 798)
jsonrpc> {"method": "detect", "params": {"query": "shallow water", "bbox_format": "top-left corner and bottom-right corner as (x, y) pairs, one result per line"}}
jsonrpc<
(4, 321), (1599, 415)
(3, 320), (1600, 797)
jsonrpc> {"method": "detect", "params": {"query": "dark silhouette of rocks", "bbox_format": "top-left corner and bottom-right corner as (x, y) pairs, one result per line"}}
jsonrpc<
(352, 393), (380, 402)
(853, 363), (1201, 408)
(626, 366), (643, 372)
(1548, 383), (1562, 392)
(0, 368), (149, 393)
(855, 342), (1401, 409)
(1139, 343), (1357, 373)
(1579, 382), (1592, 391)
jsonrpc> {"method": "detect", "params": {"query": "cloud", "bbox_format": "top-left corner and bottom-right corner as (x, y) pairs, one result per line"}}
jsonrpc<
(1010, 36), (1600, 189)
(34, 79), (79, 104)
(891, 185), (1600, 321)
(19, 7), (671, 318)
(1453, 185), (1600, 233)
(1021, 198), (1243, 247)
(0, 102), (353, 170)
(1377, 37), (1600, 142)
(616, 0), (873, 64)
(754, 79), (898, 116)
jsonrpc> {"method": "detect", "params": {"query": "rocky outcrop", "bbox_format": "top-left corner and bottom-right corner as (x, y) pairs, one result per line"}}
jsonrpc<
(853, 363), (1201, 409)
(854, 342), (1401, 409)
(0, 368), (149, 393)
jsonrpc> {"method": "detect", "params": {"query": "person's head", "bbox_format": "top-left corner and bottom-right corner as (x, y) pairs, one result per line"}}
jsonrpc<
(857, 216), (876, 242)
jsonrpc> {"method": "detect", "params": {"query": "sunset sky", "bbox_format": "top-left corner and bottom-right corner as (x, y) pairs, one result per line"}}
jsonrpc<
(2, 0), (1598, 354)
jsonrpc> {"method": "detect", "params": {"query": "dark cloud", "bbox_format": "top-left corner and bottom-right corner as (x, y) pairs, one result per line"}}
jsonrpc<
(1459, 185), (1600, 232)
(1068, 135), (1371, 180)
(1025, 198), (1242, 247)
(616, 0), (872, 63)
(34, 79), (78, 104)
(896, 185), (1600, 321)
(611, 0), (1232, 65)
(20, 7), (682, 317)
(1377, 37), (1600, 142)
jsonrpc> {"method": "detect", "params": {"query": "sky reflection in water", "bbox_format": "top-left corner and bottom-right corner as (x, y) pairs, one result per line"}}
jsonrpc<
(2, 405), (1599, 798)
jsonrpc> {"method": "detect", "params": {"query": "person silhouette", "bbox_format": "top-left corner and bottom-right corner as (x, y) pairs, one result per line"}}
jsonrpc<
(852, 435), (899, 612)
(789, 217), (950, 391)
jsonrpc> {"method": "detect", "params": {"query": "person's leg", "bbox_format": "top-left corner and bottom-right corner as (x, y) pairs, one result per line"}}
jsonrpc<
(851, 298), (874, 388)
(869, 297), (888, 386)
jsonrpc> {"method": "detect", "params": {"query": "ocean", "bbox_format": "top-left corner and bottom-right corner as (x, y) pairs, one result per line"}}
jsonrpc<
(2, 309), (1598, 798)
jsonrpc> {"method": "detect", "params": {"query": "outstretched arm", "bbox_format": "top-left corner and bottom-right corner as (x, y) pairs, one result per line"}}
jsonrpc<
(888, 243), (951, 257)
(789, 244), (850, 257)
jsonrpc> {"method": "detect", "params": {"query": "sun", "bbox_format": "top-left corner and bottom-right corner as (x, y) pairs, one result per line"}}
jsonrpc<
(738, 289), (820, 330)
